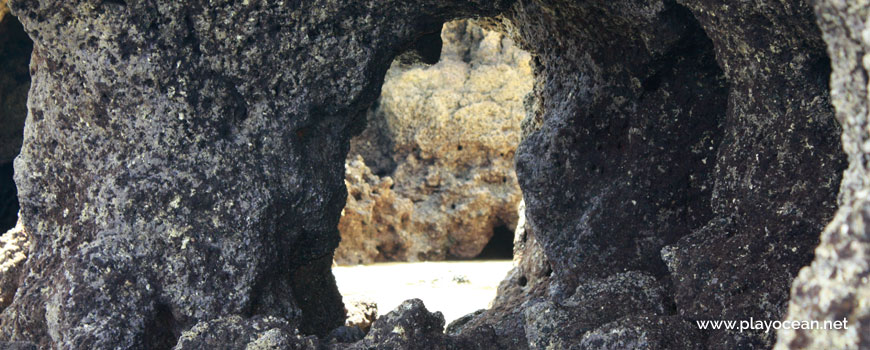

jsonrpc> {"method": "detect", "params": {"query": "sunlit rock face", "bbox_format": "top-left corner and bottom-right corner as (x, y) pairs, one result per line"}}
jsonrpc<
(336, 19), (532, 265)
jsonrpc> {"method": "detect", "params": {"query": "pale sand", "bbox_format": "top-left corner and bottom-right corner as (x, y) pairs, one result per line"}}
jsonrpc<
(333, 260), (514, 325)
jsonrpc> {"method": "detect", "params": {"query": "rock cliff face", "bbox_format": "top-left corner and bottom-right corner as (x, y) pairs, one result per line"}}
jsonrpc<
(336, 19), (532, 265)
(0, 0), (861, 349)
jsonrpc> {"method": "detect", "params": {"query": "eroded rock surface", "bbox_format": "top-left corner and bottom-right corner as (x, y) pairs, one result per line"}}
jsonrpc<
(173, 315), (318, 350)
(336, 19), (532, 264)
(777, 1), (870, 349)
(450, 0), (844, 349)
(1, 0), (512, 348)
(523, 272), (668, 350)
(0, 0), (854, 348)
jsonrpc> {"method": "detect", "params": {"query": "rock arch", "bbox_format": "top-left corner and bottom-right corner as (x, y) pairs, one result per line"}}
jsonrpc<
(0, 0), (852, 349)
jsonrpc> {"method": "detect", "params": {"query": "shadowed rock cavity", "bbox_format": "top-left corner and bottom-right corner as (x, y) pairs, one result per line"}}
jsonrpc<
(0, 0), (849, 349)
(0, 3), (31, 234)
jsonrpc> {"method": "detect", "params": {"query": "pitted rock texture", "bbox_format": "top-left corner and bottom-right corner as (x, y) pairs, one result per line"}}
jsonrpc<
(777, 1), (870, 349)
(0, 8), (31, 233)
(1, 0), (512, 348)
(449, 0), (844, 349)
(336, 156), (414, 265)
(522, 272), (668, 350)
(0, 0), (852, 348)
(577, 316), (703, 350)
(336, 19), (532, 264)
(173, 315), (318, 350)
(341, 299), (503, 350)
(345, 299), (449, 350)
(662, 1), (844, 347)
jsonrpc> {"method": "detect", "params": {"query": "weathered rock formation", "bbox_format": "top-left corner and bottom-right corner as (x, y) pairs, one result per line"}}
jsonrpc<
(336, 19), (532, 265)
(0, 0), (860, 349)
(449, 0), (844, 349)
(0, 0), (515, 348)
(0, 0), (31, 234)
(777, 1), (870, 349)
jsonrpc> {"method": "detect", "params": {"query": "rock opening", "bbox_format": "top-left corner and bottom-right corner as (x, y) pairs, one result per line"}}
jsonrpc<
(335, 19), (532, 265)
(0, 8), (31, 234)
(332, 18), (526, 330)
(0, 0), (857, 348)
(473, 224), (514, 260)
(0, 163), (17, 233)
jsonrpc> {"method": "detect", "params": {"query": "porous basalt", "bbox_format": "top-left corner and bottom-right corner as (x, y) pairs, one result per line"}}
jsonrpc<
(0, 0), (853, 348)
(451, 0), (844, 349)
(0, 0), (513, 347)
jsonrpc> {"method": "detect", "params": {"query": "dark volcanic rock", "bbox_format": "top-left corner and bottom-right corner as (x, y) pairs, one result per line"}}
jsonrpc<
(578, 315), (703, 350)
(346, 299), (449, 350)
(523, 272), (668, 350)
(1, 0), (512, 348)
(0, 341), (35, 350)
(452, 0), (843, 348)
(173, 315), (318, 349)
(502, 3), (732, 320)
(663, 1), (844, 347)
(343, 299), (503, 350)
(0, 0), (851, 348)
(777, 1), (870, 349)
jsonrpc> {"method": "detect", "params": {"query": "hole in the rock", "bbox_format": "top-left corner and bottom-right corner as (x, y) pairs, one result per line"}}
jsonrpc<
(0, 11), (33, 234)
(334, 18), (528, 328)
(517, 275), (528, 287)
(0, 163), (18, 233)
(474, 224), (514, 260)
(143, 303), (181, 350)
